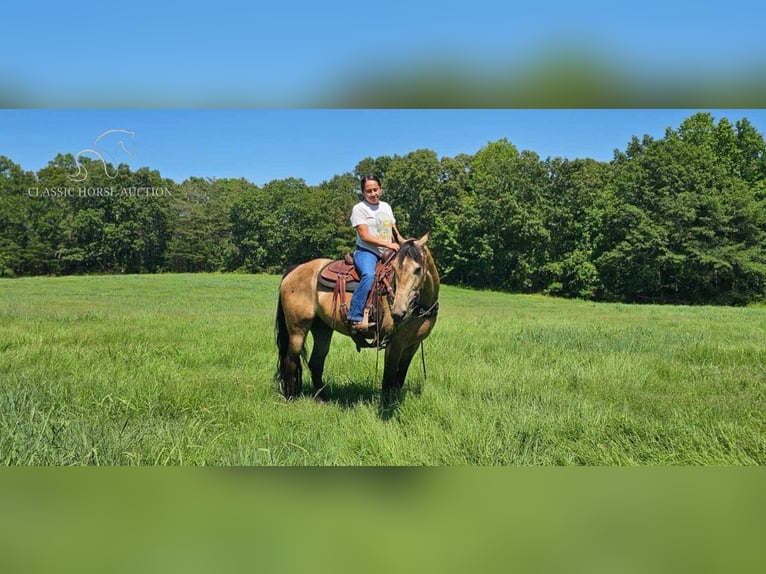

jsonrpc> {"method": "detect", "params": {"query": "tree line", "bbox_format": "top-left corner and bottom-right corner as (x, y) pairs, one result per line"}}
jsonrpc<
(2, 112), (765, 305)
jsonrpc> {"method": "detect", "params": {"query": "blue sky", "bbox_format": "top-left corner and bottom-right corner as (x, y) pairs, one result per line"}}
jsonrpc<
(2, 110), (766, 186)
(2, 2), (765, 106)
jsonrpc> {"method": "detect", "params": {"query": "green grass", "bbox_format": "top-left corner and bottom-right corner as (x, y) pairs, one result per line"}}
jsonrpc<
(1, 273), (764, 465)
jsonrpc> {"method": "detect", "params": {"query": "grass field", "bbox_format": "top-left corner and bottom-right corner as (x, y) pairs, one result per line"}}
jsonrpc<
(1, 273), (764, 465)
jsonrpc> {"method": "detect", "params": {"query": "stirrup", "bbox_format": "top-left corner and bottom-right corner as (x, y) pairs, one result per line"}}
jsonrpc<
(349, 319), (376, 333)
(349, 308), (375, 333)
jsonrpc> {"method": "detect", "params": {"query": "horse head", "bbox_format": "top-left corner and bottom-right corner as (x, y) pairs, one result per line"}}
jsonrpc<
(390, 232), (431, 323)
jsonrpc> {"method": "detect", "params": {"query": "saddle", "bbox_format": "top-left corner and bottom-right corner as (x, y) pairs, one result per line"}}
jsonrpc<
(318, 249), (397, 342)
(318, 253), (360, 292)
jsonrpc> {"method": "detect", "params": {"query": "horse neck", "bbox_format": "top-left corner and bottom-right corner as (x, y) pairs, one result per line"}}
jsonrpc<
(419, 248), (440, 305)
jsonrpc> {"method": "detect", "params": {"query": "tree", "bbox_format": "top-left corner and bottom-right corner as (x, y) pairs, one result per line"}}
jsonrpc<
(166, 177), (248, 272)
(464, 139), (550, 291)
(36, 155), (174, 274)
(0, 155), (60, 276)
(312, 173), (359, 259)
(595, 112), (766, 304)
(354, 156), (393, 181)
(541, 157), (611, 298)
(383, 149), (442, 238)
(230, 177), (354, 272)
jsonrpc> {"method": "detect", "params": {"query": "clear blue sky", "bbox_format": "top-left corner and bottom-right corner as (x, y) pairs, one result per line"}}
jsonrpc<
(2, 2), (764, 106)
(2, 110), (766, 186)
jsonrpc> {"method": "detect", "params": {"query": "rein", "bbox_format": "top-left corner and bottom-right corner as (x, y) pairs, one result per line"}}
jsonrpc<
(414, 300), (440, 319)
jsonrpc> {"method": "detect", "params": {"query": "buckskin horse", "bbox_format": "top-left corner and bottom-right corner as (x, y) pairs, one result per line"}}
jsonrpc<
(275, 233), (439, 400)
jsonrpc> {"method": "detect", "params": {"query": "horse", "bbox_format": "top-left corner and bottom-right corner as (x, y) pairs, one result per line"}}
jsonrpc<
(275, 233), (440, 401)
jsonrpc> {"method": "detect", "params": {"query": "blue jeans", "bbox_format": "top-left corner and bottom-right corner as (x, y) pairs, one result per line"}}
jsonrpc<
(348, 248), (379, 322)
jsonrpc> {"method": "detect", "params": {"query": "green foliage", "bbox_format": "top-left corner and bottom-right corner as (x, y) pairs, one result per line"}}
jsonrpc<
(5, 154), (175, 275)
(2, 112), (766, 305)
(596, 112), (766, 305)
(230, 175), (357, 273)
(166, 177), (247, 272)
(383, 149), (442, 237)
(445, 140), (550, 291)
(540, 158), (610, 298)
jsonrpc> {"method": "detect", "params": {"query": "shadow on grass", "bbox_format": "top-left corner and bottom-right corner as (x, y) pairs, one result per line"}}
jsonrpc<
(303, 377), (425, 421)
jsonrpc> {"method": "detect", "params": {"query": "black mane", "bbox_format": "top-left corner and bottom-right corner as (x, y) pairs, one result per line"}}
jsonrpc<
(397, 239), (424, 266)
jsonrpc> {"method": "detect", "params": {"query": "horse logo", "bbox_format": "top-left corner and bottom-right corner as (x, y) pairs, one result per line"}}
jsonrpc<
(69, 129), (136, 182)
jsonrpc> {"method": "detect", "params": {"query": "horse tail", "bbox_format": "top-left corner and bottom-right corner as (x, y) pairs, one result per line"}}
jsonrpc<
(275, 291), (289, 381)
(275, 265), (299, 365)
(275, 266), (296, 370)
(275, 283), (303, 397)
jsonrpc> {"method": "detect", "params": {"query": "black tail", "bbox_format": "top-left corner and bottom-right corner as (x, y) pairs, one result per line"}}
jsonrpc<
(275, 289), (302, 397)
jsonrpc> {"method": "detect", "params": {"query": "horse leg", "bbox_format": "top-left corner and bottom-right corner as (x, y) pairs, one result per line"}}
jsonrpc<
(381, 343), (404, 396)
(394, 343), (420, 389)
(308, 320), (333, 401)
(282, 330), (308, 399)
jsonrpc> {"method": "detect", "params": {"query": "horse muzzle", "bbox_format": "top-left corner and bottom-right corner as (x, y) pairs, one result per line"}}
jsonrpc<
(391, 309), (406, 326)
(391, 289), (419, 325)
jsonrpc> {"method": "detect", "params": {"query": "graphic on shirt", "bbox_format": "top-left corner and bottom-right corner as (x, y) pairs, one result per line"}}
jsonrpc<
(376, 213), (393, 242)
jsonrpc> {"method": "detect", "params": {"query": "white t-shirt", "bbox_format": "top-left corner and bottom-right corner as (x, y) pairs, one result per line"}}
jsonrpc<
(350, 200), (396, 256)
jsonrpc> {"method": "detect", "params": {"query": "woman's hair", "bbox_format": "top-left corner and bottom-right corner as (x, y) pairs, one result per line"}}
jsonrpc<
(359, 175), (381, 192)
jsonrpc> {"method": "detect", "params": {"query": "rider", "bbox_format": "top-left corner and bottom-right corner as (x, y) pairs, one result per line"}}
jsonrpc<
(347, 175), (401, 332)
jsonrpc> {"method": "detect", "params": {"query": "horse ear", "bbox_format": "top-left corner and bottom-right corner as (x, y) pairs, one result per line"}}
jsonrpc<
(416, 232), (430, 246)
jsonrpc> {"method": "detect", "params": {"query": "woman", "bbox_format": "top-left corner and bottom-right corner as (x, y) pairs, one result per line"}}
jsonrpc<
(347, 175), (401, 332)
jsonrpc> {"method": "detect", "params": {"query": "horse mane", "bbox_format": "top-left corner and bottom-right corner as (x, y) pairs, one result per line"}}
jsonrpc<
(397, 238), (424, 266)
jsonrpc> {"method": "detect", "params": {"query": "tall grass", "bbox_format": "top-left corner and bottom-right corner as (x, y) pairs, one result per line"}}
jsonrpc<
(1, 274), (764, 465)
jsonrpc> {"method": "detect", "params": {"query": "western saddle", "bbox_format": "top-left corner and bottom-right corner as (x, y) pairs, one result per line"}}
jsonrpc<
(318, 249), (397, 348)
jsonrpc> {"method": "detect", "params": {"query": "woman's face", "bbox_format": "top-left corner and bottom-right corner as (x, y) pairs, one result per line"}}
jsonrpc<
(362, 180), (382, 204)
